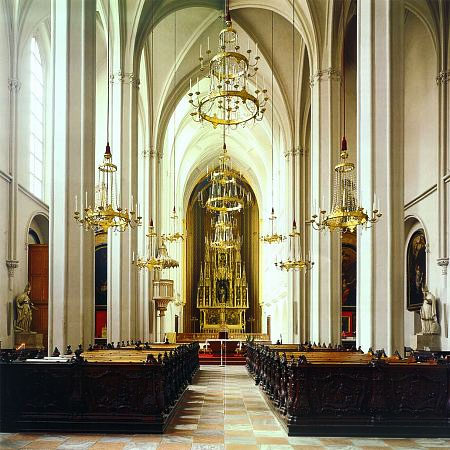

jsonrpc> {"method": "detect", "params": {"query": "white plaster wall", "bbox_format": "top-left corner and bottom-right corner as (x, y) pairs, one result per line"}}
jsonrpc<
(0, 6), (10, 174)
(404, 13), (438, 204)
(0, 181), (11, 348)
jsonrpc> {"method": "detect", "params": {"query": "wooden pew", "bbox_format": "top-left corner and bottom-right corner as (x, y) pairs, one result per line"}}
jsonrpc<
(246, 342), (450, 437)
(0, 343), (199, 433)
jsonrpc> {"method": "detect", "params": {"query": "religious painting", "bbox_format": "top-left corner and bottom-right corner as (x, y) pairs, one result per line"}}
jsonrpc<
(342, 238), (357, 307)
(95, 242), (107, 306)
(216, 280), (229, 304)
(407, 229), (426, 311)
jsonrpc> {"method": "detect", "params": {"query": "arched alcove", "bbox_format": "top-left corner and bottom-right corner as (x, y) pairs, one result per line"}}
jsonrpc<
(27, 212), (49, 348)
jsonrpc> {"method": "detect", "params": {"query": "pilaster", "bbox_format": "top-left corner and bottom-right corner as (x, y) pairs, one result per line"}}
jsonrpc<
(309, 66), (342, 345)
(357, 0), (404, 354)
(49, 0), (95, 353)
(108, 66), (140, 343)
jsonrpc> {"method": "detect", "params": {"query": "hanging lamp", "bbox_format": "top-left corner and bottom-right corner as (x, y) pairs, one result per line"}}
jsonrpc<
(73, 2), (141, 233)
(276, 2), (313, 271)
(188, 0), (268, 128)
(165, 10), (184, 243)
(307, 8), (381, 233)
(261, 11), (285, 245)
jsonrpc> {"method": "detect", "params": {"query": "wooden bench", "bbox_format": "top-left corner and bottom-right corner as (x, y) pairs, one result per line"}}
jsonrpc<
(0, 342), (199, 433)
(246, 342), (450, 437)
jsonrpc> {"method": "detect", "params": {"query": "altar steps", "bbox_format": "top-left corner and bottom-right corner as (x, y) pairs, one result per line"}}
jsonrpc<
(198, 353), (246, 365)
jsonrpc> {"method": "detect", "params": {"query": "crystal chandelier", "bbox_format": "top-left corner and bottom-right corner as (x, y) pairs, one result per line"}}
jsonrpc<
(188, 4), (268, 128)
(155, 239), (179, 270)
(133, 220), (161, 271)
(261, 208), (285, 244)
(73, 2), (140, 233)
(307, 9), (382, 233)
(275, 220), (314, 271)
(164, 10), (183, 243)
(210, 211), (241, 250)
(307, 139), (381, 232)
(198, 133), (251, 213)
(260, 12), (284, 245)
(164, 207), (184, 243)
(275, 5), (312, 272)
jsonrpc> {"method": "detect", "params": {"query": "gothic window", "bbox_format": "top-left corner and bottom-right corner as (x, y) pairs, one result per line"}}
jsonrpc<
(29, 37), (44, 199)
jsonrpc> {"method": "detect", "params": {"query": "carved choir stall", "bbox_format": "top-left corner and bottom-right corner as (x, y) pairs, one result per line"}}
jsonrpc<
(246, 342), (450, 437)
(196, 235), (248, 333)
(0, 342), (199, 433)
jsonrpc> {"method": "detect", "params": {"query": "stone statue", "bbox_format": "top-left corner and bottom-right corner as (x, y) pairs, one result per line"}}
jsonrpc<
(420, 286), (440, 335)
(15, 283), (36, 333)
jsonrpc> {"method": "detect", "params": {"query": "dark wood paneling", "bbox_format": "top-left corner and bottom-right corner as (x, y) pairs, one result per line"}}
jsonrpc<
(28, 245), (48, 347)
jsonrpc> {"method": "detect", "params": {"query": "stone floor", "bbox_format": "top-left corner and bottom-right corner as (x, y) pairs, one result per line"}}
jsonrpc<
(2, 365), (450, 449)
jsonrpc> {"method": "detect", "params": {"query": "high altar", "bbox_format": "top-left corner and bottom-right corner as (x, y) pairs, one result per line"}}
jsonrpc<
(196, 237), (248, 333)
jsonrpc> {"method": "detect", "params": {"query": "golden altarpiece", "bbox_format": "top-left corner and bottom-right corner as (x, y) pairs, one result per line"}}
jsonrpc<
(196, 235), (248, 333)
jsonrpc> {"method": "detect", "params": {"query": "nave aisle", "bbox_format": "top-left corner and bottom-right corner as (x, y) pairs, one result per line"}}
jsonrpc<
(1, 366), (450, 449)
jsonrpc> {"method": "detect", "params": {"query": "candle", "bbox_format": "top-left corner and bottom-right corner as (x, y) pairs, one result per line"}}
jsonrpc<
(200, 44), (202, 58)
(207, 37), (210, 51)
(255, 42), (258, 57)
(131, 195), (134, 210)
(75, 195), (78, 212)
(189, 78), (192, 91)
(322, 195), (325, 210)
(247, 37), (250, 51)
(85, 191), (88, 208)
(132, 251), (135, 262)
(196, 77), (199, 90)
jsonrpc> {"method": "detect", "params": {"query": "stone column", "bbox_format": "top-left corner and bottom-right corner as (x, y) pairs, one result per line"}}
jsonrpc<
(357, 0), (404, 354)
(108, 68), (140, 343)
(309, 68), (342, 345)
(285, 149), (294, 343)
(437, 63), (449, 340)
(49, 0), (95, 353)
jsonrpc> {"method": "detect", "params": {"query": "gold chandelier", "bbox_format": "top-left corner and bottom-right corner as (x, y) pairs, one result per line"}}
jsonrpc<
(198, 134), (251, 213)
(164, 10), (184, 243)
(188, 7), (268, 128)
(133, 220), (179, 271)
(307, 139), (382, 232)
(133, 220), (161, 271)
(74, 145), (142, 233)
(74, 2), (140, 233)
(307, 7), (382, 233)
(210, 211), (241, 250)
(164, 207), (184, 243)
(275, 220), (314, 271)
(260, 12), (284, 245)
(261, 208), (285, 244)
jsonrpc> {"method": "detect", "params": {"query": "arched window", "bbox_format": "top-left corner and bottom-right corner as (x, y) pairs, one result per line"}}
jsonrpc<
(29, 37), (44, 199)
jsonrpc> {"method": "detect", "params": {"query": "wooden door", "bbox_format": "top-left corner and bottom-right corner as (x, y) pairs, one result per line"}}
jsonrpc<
(28, 244), (48, 348)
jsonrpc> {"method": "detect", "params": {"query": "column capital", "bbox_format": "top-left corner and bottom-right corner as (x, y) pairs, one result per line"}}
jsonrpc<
(436, 71), (449, 85)
(437, 257), (449, 275)
(6, 259), (19, 290)
(310, 67), (341, 87)
(110, 71), (140, 88)
(284, 146), (303, 159)
(8, 78), (21, 92)
(6, 259), (19, 277)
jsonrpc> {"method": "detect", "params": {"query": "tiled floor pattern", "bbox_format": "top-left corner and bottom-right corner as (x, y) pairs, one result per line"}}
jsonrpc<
(2, 365), (450, 449)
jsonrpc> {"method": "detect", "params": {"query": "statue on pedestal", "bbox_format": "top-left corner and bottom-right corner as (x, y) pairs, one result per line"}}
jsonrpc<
(14, 283), (36, 333)
(420, 286), (440, 335)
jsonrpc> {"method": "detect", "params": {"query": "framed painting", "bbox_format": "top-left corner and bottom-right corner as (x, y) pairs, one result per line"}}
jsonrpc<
(407, 229), (426, 311)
